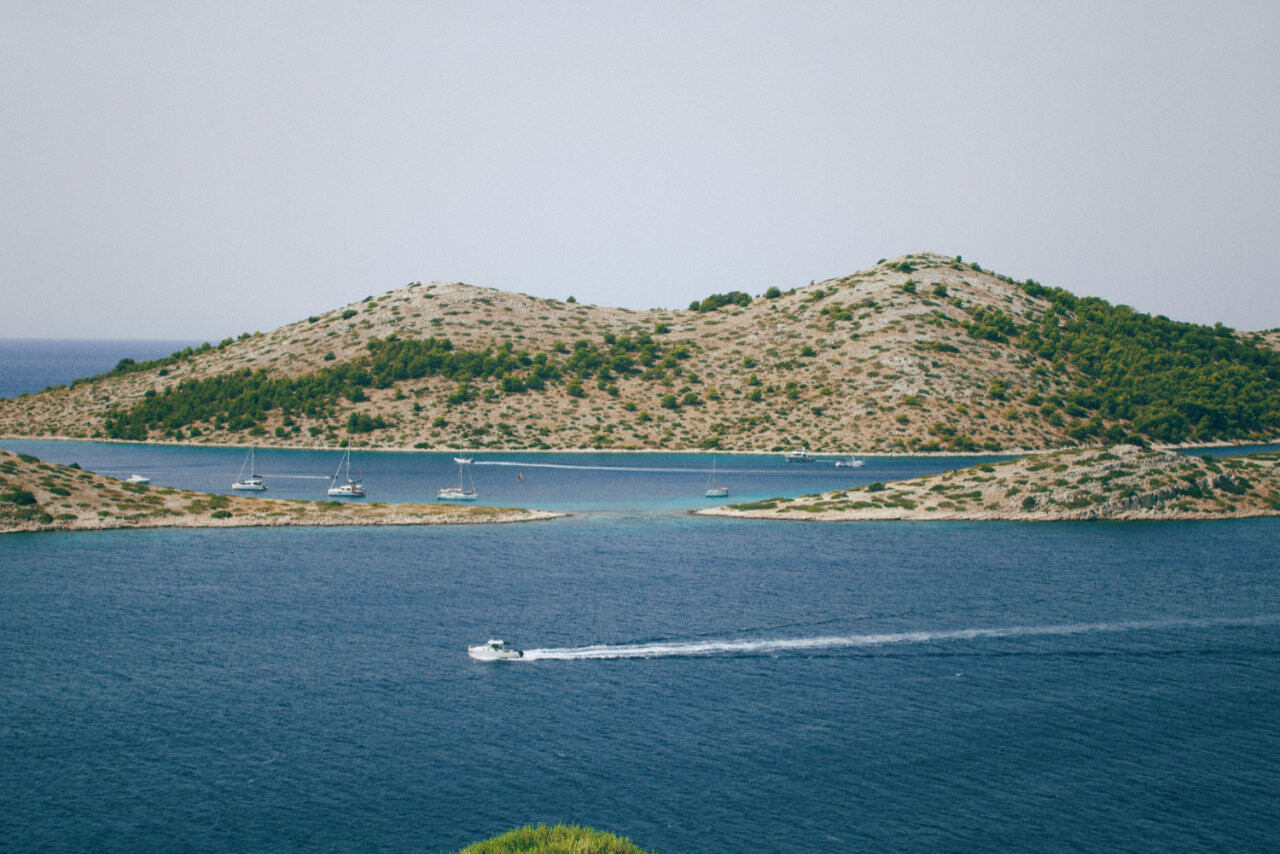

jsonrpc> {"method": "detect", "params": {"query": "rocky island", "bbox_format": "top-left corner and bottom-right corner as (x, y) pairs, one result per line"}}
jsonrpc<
(0, 450), (563, 534)
(4, 251), (1279, 528)
(3, 253), (1277, 456)
(699, 445), (1280, 522)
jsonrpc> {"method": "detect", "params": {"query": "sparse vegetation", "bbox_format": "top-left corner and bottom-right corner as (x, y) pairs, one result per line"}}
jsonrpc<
(708, 445), (1280, 522)
(0, 450), (562, 534)
(4, 253), (1278, 453)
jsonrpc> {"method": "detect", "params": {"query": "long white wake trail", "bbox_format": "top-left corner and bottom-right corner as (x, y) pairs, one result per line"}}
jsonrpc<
(518, 615), (1280, 661)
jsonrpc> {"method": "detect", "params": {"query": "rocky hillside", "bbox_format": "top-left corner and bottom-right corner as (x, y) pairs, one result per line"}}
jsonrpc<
(3, 253), (1278, 453)
(701, 445), (1280, 521)
(0, 450), (560, 534)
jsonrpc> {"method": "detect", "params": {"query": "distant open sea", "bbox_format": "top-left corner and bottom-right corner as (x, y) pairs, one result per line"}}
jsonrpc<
(2, 341), (1279, 852)
(0, 337), (205, 399)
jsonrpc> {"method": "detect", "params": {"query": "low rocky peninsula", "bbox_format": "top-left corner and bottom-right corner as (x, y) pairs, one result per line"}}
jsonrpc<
(699, 444), (1280, 522)
(0, 450), (563, 534)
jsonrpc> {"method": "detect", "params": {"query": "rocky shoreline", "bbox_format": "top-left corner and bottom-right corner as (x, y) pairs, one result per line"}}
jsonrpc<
(0, 450), (564, 535)
(697, 445), (1280, 522)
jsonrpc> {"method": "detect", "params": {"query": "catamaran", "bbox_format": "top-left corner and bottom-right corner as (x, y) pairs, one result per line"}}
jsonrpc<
(327, 446), (366, 497)
(784, 449), (815, 463)
(231, 447), (267, 491)
(705, 456), (729, 498)
(437, 454), (477, 500)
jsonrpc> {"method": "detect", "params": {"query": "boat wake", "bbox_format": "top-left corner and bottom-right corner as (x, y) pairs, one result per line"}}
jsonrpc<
(476, 460), (813, 477)
(518, 615), (1280, 661)
(477, 460), (712, 474)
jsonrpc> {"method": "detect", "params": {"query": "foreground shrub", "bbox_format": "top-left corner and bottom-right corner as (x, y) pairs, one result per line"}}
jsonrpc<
(457, 823), (649, 854)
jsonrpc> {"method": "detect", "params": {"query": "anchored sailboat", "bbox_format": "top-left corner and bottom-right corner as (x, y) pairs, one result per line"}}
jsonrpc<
(327, 446), (366, 497)
(231, 447), (267, 491)
(705, 456), (729, 498)
(438, 454), (478, 501)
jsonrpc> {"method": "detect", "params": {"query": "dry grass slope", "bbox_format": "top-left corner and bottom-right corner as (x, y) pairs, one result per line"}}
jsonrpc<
(3, 252), (1276, 453)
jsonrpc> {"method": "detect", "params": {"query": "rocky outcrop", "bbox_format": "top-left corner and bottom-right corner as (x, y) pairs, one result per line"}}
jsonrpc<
(699, 445), (1280, 522)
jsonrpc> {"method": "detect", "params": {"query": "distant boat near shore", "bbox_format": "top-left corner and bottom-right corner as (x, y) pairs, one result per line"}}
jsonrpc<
(327, 446), (366, 497)
(705, 456), (728, 498)
(438, 454), (477, 501)
(231, 447), (266, 491)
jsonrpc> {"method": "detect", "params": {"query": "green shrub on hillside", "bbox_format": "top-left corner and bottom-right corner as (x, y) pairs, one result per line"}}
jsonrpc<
(1017, 281), (1280, 442)
(100, 332), (680, 440)
(689, 290), (751, 312)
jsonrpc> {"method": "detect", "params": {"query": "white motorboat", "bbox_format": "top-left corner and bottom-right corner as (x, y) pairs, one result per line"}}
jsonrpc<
(327, 446), (366, 497)
(232, 447), (267, 491)
(468, 639), (523, 661)
(784, 449), (815, 463)
(705, 456), (728, 498)
(835, 455), (865, 468)
(125, 473), (151, 484)
(438, 454), (477, 500)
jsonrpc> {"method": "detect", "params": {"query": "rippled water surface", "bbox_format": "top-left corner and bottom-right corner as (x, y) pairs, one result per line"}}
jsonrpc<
(3, 506), (1278, 852)
(2, 344), (1279, 851)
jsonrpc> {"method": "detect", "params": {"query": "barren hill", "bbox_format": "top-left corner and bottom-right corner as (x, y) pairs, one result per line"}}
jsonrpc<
(3, 253), (1278, 453)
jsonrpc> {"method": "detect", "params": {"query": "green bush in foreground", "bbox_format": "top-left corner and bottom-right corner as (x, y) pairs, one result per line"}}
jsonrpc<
(457, 823), (649, 854)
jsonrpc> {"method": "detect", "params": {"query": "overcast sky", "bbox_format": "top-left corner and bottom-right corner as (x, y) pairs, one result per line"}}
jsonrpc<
(4, 1), (1278, 340)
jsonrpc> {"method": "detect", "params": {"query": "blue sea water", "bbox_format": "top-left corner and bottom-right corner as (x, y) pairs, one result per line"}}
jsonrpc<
(0, 338), (205, 399)
(2, 344), (1280, 852)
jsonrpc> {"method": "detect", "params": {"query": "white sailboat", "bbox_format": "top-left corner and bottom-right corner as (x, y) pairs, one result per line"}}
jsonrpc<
(327, 446), (366, 497)
(437, 454), (477, 500)
(231, 447), (267, 491)
(705, 456), (729, 498)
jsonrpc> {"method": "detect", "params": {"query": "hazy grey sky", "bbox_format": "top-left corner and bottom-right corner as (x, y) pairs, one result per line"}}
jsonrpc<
(4, 1), (1278, 339)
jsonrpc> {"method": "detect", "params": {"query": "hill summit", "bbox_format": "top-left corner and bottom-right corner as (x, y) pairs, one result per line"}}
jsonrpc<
(3, 253), (1278, 453)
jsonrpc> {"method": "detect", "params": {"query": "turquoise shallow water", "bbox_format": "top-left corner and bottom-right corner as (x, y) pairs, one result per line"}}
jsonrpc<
(0, 437), (1011, 515)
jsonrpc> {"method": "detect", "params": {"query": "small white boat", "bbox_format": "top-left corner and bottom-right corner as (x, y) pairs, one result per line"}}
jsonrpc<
(438, 454), (477, 501)
(327, 446), (366, 497)
(232, 447), (267, 491)
(784, 449), (815, 463)
(125, 473), (151, 484)
(835, 455), (865, 468)
(468, 639), (523, 661)
(705, 456), (728, 498)
(437, 488), (476, 500)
